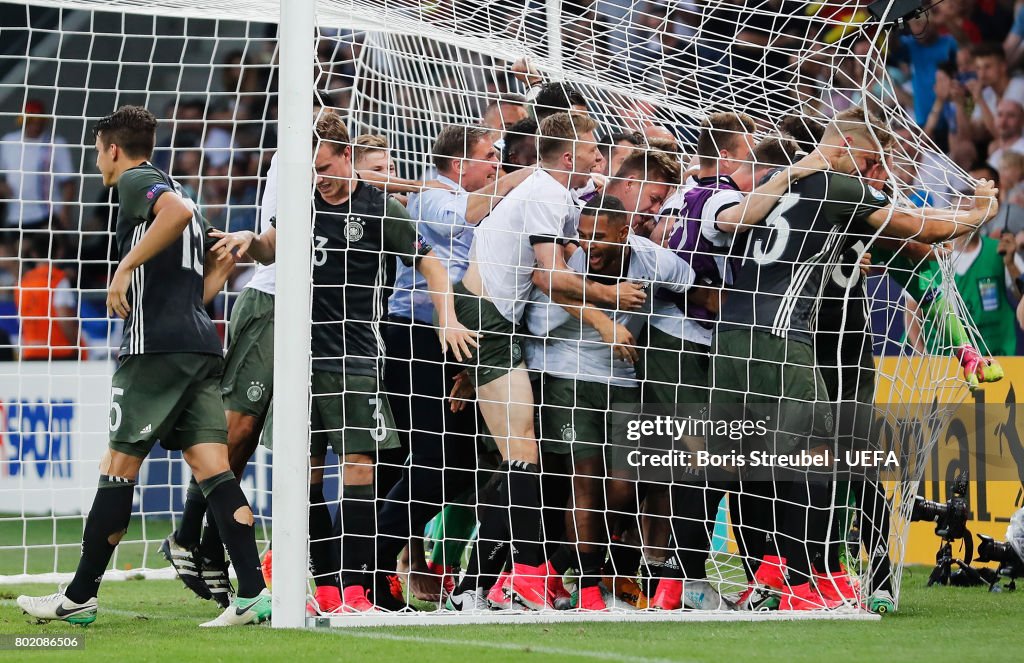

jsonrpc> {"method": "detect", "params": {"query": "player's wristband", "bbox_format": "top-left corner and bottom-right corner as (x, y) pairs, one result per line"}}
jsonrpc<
(1015, 275), (1024, 296)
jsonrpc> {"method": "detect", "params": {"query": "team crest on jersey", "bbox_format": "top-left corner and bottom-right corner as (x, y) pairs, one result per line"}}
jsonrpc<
(345, 217), (365, 242)
(510, 339), (522, 364)
(247, 381), (266, 402)
(560, 423), (576, 442)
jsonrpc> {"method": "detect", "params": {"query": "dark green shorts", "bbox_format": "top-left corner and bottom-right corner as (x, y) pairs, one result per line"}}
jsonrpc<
(639, 325), (710, 411)
(710, 329), (833, 456)
(109, 353), (228, 458)
(540, 376), (638, 465)
(445, 281), (523, 387)
(310, 371), (401, 457)
(221, 287), (274, 418)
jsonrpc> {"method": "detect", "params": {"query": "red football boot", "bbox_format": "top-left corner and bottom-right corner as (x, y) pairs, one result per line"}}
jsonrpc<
(650, 578), (682, 610)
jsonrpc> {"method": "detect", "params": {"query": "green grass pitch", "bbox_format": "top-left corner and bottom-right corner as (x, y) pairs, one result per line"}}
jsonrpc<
(0, 518), (1019, 662)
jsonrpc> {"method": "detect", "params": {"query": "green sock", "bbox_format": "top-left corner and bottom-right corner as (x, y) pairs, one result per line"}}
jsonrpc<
(429, 505), (477, 568)
(921, 290), (970, 349)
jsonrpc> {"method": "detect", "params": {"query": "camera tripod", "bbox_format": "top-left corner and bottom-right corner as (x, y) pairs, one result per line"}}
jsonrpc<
(927, 533), (991, 588)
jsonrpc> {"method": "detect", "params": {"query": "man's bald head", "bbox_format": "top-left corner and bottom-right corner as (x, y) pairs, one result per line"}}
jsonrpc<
(997, 98), (1024, 141)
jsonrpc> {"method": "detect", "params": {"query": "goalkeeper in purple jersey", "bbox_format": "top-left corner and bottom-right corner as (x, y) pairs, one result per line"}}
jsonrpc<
(642, 113), (815, 610)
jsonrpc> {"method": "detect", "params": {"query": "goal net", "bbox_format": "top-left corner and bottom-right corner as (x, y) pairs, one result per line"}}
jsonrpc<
(0, 0), (995, 626)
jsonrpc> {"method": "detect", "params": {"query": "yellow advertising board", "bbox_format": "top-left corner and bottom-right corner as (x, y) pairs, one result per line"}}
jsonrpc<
(875, 356), (1024, 565)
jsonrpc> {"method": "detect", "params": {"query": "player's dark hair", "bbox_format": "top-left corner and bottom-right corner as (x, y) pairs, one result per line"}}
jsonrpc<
(777, 114), (825, 153)
(19, 232), (51, 263)
(582, 194), (628, 227)
(314, 89), (335, 109)
(611, 130), (646, 148)
(94, 105), (158, 159)
(696, 112), (756, 167)
(601, 130), (646, 163)
(753, 137), (799, 169)
(535, 82), (587, 122)
(433, 124), (492, 172)
(503, 117), (538, 172)
(314, 111), (350, 155)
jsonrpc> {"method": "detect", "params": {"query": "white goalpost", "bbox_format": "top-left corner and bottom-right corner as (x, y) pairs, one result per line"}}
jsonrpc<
(0, 0), (997, 629)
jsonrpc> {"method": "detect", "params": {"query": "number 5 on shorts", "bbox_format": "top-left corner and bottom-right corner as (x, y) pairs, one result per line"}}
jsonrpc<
(369, 397), (387, 442)
(109, 387), (125, 432)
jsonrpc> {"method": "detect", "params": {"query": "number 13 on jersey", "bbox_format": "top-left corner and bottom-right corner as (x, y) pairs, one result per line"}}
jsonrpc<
(180, 199), (204, 276)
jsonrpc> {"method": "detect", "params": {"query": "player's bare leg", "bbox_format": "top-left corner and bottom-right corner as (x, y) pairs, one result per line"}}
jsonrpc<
(473, 368), (549, 609)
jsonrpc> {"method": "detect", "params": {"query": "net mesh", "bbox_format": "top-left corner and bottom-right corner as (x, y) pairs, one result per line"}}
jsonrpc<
(0, 0), (995, 623)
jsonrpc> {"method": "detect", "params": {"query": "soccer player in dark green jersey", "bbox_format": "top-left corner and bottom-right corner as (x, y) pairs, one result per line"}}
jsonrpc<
(815, 153), (1002, 614)
(711, 108), (999, 610)
(17, 105), (270, 627)
(212, 111), (477, 612)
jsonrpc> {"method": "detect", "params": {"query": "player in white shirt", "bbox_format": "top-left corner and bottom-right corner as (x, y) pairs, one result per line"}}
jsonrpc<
(453, 111), (644, 610)
(526, 196), (694, 610)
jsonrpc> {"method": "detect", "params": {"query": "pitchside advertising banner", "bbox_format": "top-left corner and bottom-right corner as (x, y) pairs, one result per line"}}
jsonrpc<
(0, 361), (272, 518)
(0, 358), (1021, 565)
(874, 357), (1024, 565)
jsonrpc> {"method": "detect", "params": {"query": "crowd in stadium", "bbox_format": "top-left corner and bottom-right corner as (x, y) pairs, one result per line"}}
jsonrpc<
(3, 2), (1024, 360)
(2, 1), (1020, 625)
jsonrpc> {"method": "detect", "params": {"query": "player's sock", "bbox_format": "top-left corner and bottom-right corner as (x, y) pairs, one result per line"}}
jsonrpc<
(431, 505), (476, 569)
(202, 472), (265, 599)
(731, 484), (775, 580)
(923, 289), (970, 347)
(548, 543), (575, 575)
(65, 475), (135, 603)
(198, 507), (226, 568)
(780, 479), (830, 585)
(808, 480), (840, 573)
(578, 550), (606, 589)
(506, 461), (543, 566)
(860, 478), (894, 591)
(458, 501), (509, 594)
(174, 478), (206, 550)
(309, 482), (340, 588)
(605, 536), (642, 577)
(670, 482), (721, 579)
(339, 484), (375, 591)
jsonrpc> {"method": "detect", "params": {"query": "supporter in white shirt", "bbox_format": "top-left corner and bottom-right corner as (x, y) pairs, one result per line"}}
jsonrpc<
(0, 99), (77, 231)
(968, 44), (1024, 140)
(988, 99), (1024, 168)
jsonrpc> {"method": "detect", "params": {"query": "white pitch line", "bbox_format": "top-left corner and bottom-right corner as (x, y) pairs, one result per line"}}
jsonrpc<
(316, 628), (690, 663)
(1, 598), (687, 661)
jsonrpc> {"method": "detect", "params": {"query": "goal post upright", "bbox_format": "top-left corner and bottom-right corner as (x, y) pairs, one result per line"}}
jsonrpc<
(272, 0), (316, 630)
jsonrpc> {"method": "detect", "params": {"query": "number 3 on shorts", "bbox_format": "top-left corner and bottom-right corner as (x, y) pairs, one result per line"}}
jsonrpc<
(369, 396), (387, 442)
(109, 387), (125, 432)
